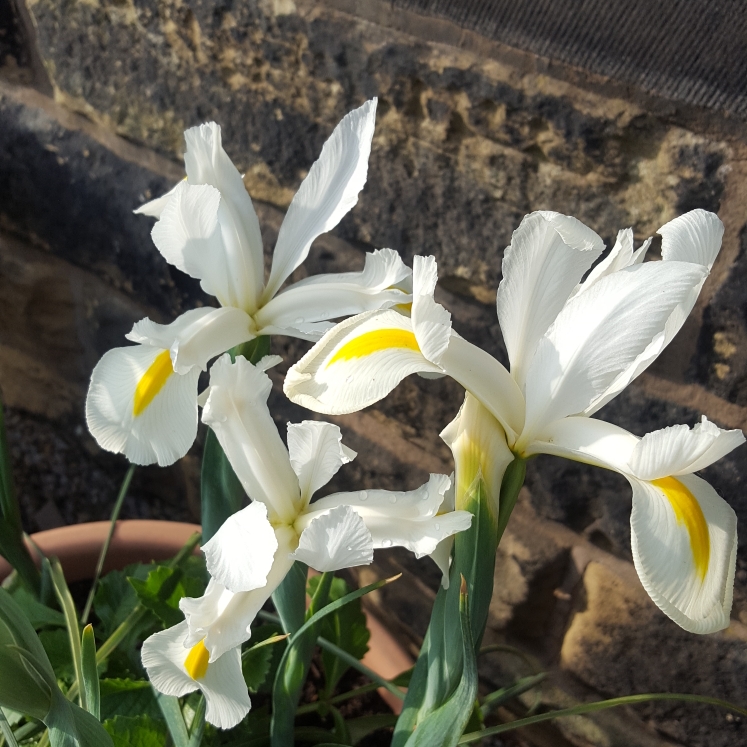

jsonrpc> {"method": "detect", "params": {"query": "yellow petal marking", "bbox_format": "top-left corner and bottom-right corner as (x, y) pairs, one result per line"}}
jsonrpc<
(184, 639), (210, 680)
(133, 349), (174, 417)
(326, 328), (420, 367)
(652, 476), (710, 581)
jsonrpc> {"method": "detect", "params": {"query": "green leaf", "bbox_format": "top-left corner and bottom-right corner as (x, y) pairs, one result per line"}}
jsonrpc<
(99, 679), (161, 721)
(129, 565), (205, 628)
(479, 672), (546, 720)
(272, 561), (307, 636)
(0, 399), (40, 595)
(347, 714), (397, 744)
(81, 625), (100, 719)
(93, 568), (143, 639)
(48, 558), (86, 711)
(308, 576), (370, 697)
(39, 629), (75, 682)
(404, 578), (477, 747)
(154, 691), (189, 747)
(201, 336), (270, 542)
(9, 587), (65, 630)
(242, 642), (274, 694)
(45, 687), (115, 747)
(103, 715), (168, 747)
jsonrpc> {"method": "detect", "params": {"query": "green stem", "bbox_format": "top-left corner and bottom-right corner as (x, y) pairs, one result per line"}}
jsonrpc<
(0, 709), (18, 747)
(81, 465), (135, 624)
(458, 693), (747, 744)
(295, 682), (381, 715)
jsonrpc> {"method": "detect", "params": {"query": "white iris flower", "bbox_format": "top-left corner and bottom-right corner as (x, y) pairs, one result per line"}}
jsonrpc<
(141, 354), (471, 722)
(86, 99), (411, 466)
(285, 209), (743, 633)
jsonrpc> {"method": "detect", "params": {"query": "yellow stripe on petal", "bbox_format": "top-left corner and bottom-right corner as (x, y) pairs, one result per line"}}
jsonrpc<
(326, 329), (420, 367)
(133, 350), (174, 417)
(652, 476), (710, 580)
(184, 639), (210, 680)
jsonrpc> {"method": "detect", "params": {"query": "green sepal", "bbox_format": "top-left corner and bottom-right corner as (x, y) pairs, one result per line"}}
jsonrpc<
(200, 336), (270, 542)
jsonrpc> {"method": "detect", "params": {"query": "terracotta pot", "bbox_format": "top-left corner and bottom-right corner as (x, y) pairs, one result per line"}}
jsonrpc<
(0, 520), (411, 713)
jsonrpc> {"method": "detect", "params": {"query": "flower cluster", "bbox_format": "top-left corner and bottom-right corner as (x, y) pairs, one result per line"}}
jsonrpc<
(85, 99), (742, 730)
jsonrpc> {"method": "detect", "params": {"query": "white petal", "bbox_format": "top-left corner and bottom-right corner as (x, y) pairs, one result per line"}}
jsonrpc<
(142, 621), (250, 730)
(287, 421), (356, 505)
(439, 335), (525, 444)
(202, 356), (301, 522)
(659, 209), (723, 269)
(255, 247), (411, 337)
(202, 502), (278, 593)
(128, 307), (255, 375)
(629, 417), (745, 480)
(293, 504), (374, 571)
(263, 99), (377, 301)
(183, 122), (264, 310)
(496, 211), (604, 387)
(181, 535), (296, 660)
(284, 309), (441, 415)
(521, 261), (708, 442)
(440, 393), (514, 514)
(86, 344), (199, 466)
(630, 474), (736, 633)
(429, 534), (454, 589)
(134, 180), (181, 218)
(411, 256), (452, 365)
(525, 416), (640, 472)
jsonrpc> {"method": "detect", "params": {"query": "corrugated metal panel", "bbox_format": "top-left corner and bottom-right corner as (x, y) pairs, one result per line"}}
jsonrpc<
(394, 0), (747, 117)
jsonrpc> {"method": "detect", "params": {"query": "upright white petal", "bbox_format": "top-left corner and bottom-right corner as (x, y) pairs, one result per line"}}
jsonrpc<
(263, 99), (377, 301)
(202, 502), (278, 593)
(629, 417), (745, 480)
(202, 356), (300, 522)
(496, 211), (604, 388)
(142, 621), (250, 729)
(287, 421), (356, 505)
(440, 393), (514, 515)
(292, 504), (374, 571)
(411, 256), (452, 365)
(629, 474), (736, 633)
(184, 122), (265, 310)
(134, 180), (181, 218)
(585, 211), (724, 415)
(284, 309), (441, 415)
(86, 343), (200, 467)
(128, 307), (255, 374)
(254, 248), (411, 339)
(521, 261), (707, 443)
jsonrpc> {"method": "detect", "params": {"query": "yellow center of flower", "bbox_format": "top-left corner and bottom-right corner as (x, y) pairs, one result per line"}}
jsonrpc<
(133, 350), (174, 416)
(652, 476), (710, 581)
(326, 329), (419, 367)
(455, 434), (489, 508)
(184, 639), (210, 680)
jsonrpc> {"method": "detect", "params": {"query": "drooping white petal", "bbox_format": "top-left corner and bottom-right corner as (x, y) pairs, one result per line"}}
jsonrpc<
(287, 421), (356, 505)
(438, 335), (524, 444)
(659, 209), (723, 268)
(128, 307), (255, 374)
(134, 180), (181, 218)
(521, 261), (708, 443)
(629, 417), (745, 480)
(86, 343), (200, 467)
(263, 99), (377, 301)
(183, 122), (265, 310)
(496, 211), (605, 388)
(629, 473), (736, 633)
(411, 256), (452, 365)
(284, 309), (441, 415)
(142, 621), (250, 729)
(292, 504), (374, 571)
(525, 416), (640, 472)
(202, 502), (278, 593)
(254, 247), (411, 339)
(202, 356), (300, 522)
(429, 476), (456, 588)
(181, 535), (296, 660)
(440, 393), (514, 514)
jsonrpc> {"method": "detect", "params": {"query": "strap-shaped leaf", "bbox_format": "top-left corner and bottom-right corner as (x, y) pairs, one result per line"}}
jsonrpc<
(80, 626), (100, 720)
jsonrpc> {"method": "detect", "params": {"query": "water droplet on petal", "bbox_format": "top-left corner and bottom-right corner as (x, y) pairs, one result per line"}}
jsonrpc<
(382, 539), (393, 548)
(346, 375), (353, 383)
(346, 546), (353, 552)
(294, 317), (304, 324)
(389, 494), (397, 503)
(359, 491), (367, 501)
(434, 523), (440, 531)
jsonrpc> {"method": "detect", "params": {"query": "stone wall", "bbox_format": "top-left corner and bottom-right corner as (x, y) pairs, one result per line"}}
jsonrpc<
(1, 0), (746, 744)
